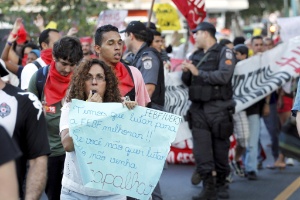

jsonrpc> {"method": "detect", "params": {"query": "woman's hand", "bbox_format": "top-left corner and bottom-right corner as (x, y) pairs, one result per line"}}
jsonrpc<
(122, 96), (137, 110)
(87, 90), (103, 103)
(60, 129), (74, 152)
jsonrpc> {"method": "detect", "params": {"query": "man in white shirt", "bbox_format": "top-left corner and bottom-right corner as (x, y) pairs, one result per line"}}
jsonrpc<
(21, 28), (60, 90)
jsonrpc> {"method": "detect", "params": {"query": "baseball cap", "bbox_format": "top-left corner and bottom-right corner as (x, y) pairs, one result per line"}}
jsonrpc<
(234, 44), (248, 55)
(119, 21), (147, 34)
(143, 22), (157, 31)
(0, 60), (9, 77)
(191, 22), (216, 36)
(30, 49), (41, 58)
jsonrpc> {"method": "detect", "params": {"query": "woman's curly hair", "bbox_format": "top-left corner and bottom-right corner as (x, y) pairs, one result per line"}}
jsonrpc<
(67, 59), (121, 103)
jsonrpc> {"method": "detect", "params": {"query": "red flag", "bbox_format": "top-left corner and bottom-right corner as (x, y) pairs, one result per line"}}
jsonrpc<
(172, 0), (206, 30)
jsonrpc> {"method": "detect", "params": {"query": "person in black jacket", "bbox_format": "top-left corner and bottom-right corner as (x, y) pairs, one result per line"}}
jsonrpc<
(181, 22), (236, 200)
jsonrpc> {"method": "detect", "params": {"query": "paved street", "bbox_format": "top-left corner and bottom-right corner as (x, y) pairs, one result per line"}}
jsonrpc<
(160, 120), (300, 200)
(41, 120), (300, 200)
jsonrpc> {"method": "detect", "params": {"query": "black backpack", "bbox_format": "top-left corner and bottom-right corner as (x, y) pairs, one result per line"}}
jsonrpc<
(35, 65), (49, 101)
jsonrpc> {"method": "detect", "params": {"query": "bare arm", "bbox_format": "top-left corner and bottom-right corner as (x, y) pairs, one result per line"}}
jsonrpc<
(0, 161), (19, 200)
(61, 129), (74, 152)
(1, 43), (19, 75)
(146, 83), (156, 98)
(296, 111), (300, 137)
(25, 156), (48, 200)
(7, 18), (22, 66)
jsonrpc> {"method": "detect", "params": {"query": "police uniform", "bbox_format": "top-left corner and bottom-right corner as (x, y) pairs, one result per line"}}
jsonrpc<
(182, 43), (236, 193)
(129, 43), (165, 111)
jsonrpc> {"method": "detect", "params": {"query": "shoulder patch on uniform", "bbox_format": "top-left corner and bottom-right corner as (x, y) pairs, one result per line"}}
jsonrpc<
(225, 59), (232, 65)
(142, 56), (152, 61)
(225, 49), (233, 59)
(142, 58), (152, 69)
(0, 102), (11, 118)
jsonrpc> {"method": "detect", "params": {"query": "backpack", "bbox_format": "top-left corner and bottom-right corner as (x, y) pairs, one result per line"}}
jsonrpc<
(35, 65), (49, 101)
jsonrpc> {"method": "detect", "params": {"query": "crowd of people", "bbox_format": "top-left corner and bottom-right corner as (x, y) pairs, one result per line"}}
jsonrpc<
(0, 14), (299, 200)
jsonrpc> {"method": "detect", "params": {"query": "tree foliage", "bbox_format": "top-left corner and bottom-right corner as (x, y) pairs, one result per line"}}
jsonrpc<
(0, 0), (107, 38)
(240, 0), (284, 18)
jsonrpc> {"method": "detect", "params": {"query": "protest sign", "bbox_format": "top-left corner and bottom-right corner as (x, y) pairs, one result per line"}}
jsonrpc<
(69, 99), (181, 200)
(153, 3), (181, 31)
(97, 10), (128, 30)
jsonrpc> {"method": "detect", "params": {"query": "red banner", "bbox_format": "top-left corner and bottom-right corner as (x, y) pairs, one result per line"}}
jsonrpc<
(172, 0), (206, 30)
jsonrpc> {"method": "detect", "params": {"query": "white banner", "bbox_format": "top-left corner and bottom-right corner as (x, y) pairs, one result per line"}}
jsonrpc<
(277, 16), (300, 42)
(233, 36), (300, 113)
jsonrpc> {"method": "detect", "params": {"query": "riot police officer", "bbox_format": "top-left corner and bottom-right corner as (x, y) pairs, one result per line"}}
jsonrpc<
(182, 22), (236, 200)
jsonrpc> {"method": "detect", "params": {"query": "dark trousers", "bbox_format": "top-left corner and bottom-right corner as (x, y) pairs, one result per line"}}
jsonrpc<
(190, 104), (231, 176)
(263, 103), (280, 160)
(45, 154), (65, 200)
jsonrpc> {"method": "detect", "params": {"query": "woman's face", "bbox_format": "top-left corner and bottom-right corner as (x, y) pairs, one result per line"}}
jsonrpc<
(84, 64), (106, 99)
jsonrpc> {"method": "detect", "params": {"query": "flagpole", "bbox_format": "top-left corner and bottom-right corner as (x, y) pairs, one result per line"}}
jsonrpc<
(147, 0), (155, 28)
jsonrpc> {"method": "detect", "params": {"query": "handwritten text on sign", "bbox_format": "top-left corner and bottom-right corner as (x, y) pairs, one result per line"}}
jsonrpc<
(69, 99), (181, 200)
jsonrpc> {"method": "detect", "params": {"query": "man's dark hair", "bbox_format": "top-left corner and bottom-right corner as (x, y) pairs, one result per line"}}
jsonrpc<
(95, 25), (119, 46)
(38, 28), (59, 48)
(233, 36), (245, 46)
(129, 30), (148, 43)
(219, 39), (232, 47)
(53, 36), (83, 65)
(251, 35), (263, 43)
(152, 30), (161, 37)
(21, 42), (40, 59)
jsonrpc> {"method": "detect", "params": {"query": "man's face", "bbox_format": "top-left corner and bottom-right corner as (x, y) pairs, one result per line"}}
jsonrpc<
(194, 30), (205, 49)
(151, 35), (163, 52)
(94, 31), (123, 67)
(55, 58), (76, 76)
(45, 31), (61, 50)
(252, 38), (264, 55)
(264, 40), (274, 51)
(123, 32), (132, 52)
(235, 51), (247, 61)
(82, 42), (91, 55)
(26, 52), (38, 64)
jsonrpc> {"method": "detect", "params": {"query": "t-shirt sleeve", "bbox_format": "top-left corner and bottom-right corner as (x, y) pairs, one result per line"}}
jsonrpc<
(60, 102), (70, 132)
(139, 52), (160, 85)
(0, 126), (22, 165)
(21, 63), (38, 90)
(21, 93), (50, 159)
(129, 66), (151, 107)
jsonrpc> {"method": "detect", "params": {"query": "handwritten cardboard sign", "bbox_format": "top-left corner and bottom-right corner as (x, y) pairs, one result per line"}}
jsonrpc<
(69, 99), (181, 200)
(97, 10), (128, 31)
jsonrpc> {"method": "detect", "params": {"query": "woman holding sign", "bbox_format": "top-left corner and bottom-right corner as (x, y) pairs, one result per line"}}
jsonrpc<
(59, 59), (136, 199)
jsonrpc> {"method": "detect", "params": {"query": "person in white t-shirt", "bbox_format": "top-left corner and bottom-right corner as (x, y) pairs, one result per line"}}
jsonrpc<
(60, 59), (137, 199)
(21, 28), (60, 90)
